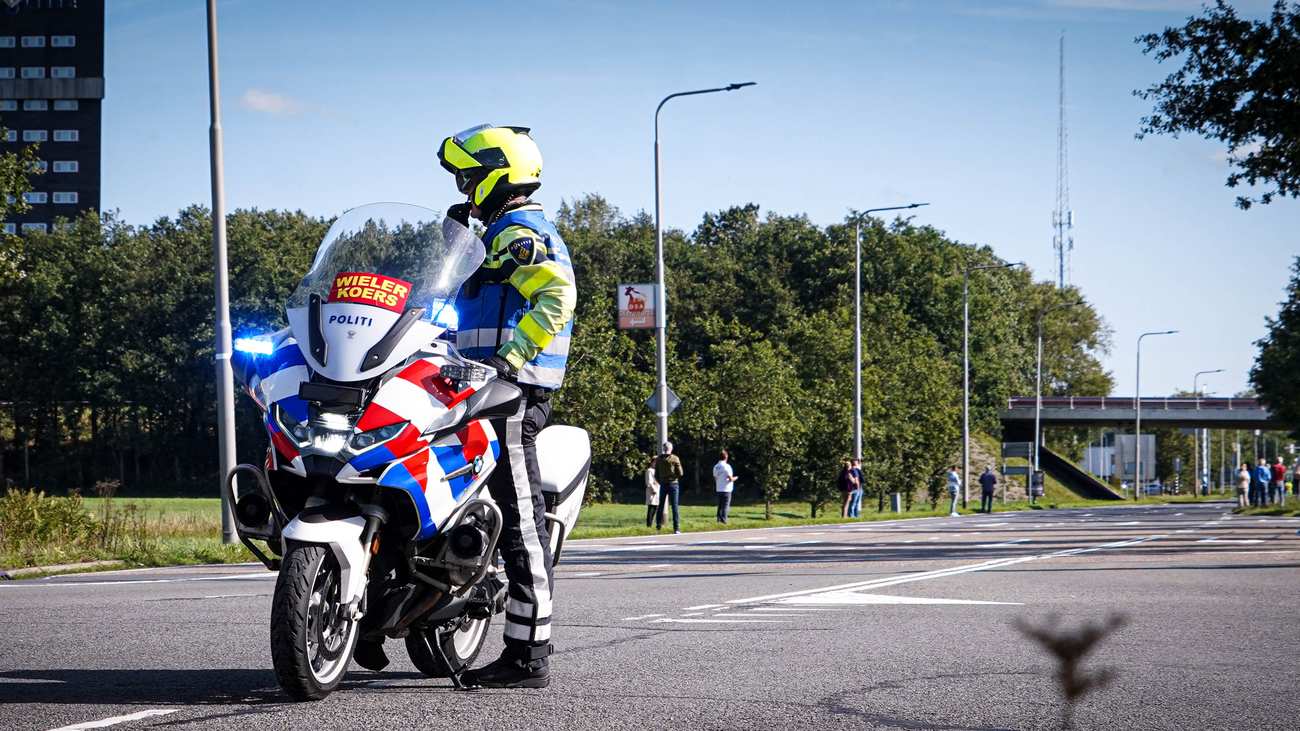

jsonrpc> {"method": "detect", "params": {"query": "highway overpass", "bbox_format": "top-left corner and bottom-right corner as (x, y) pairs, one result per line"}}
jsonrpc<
(1001, 396), (1282, 435)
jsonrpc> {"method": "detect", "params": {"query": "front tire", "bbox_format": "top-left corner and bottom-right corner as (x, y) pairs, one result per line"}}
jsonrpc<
(270, 543), (359, 700)
(405, 615), (490, 677)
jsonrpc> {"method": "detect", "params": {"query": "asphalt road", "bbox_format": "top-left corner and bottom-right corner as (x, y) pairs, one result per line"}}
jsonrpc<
(2, 501), (1298, 730)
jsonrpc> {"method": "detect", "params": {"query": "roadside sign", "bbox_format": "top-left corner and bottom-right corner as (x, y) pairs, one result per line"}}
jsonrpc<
(617, 283), (655, 329)
(1002, 466), (1030, 476)
(1001, 442), (1033, 458)
(646, 386), (682, 416)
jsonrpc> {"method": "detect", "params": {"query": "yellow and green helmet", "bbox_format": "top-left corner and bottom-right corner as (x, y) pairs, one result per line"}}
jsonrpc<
(438, 124), (543, 212)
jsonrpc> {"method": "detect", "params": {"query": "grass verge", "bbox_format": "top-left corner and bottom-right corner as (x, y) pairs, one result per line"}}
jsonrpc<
(2, 491), (1233, 574)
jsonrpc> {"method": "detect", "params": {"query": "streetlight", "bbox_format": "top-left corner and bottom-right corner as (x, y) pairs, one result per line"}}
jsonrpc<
(852, 204), (929, 468)
(652, 82), (755, 449)
(207, 0), (236, 544)
(1192, 368), (1223, 495)
(962, 259), (1024, 509)
(1134, 330), (1178, 500)
(1034, 299), (1085, 492)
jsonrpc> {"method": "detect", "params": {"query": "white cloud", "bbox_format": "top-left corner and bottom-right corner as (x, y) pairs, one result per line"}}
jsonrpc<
(239, 89), (305, 116)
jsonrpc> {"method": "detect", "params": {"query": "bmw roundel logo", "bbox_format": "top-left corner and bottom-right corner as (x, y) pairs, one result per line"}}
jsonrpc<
(472, 455), (484, 474)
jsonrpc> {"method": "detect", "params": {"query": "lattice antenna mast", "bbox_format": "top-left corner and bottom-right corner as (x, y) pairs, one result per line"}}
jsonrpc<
(1052, 31), (1074, 288)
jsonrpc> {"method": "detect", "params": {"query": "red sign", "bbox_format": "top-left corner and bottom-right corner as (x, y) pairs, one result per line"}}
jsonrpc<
(329, 272), (412, 313)
(617, 283), (655, 329)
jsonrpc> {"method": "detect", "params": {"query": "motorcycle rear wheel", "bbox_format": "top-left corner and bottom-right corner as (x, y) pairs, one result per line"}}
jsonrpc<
(270, 543), (359, 700)
(405, 615), (490, 677)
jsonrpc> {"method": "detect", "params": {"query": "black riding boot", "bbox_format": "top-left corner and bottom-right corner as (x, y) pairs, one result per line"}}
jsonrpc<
(462, 643), (552, 689)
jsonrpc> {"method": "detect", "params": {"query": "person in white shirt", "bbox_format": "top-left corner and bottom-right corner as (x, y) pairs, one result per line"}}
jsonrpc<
(713, 450), (737, 523)
(644, 457), (660, 528)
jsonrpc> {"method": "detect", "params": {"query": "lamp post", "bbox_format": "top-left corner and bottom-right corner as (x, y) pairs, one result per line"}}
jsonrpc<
(962, 260), (1024, 509)
(653, 82), (755, 449)
(1192, 368), (1223, 495)
(1134, 330), (1178, 500)
(206, 0), (236, 544)
(852, 204), (928, 466)
(1034, 299), (1084, 491)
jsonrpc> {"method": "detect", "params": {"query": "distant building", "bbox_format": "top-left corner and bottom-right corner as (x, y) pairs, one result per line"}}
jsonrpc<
(0, 0), (105, 235)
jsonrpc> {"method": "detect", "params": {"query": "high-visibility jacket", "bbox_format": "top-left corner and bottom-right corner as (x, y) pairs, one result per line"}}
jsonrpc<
(454, 204), (576, 390)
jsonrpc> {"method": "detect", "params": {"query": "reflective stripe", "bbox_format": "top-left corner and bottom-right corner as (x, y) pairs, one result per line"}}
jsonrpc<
(505, 619), (551, 642)
(504, 401), (553, 643)
(515, 265), (558, 299)
(458, 329), (571, 357)
(517, 314), (554, 349)
(517, 363), (566, 389)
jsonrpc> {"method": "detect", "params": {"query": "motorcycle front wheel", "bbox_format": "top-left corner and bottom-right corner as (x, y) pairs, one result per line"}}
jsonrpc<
(405, 615), (490, 677)
(270, 543), (359, 700)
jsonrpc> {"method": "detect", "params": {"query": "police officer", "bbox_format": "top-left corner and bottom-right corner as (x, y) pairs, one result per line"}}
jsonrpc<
(437, 125), (576, 688)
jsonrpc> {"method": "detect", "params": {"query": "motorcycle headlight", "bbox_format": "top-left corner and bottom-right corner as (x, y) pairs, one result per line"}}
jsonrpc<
(277, 406), (310, 446)
(350, 421), (407, 451)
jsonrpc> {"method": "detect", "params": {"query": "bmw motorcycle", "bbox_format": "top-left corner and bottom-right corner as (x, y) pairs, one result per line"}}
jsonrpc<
(226, 203), (589, 700)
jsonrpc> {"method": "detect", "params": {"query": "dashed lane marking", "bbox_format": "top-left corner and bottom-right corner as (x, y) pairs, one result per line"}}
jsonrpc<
(620, 613), (665, 621)
(724, 535), (1166, 606)
(1196, 538), (1264, 544)
(48, 709), (178, 731)
(975, 538), (1031, 548)
(776, 591), (1022, 606)
(654, 618), (784, 624)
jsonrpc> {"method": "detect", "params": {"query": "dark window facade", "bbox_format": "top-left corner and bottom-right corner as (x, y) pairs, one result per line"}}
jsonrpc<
(0, 0), (105, 233)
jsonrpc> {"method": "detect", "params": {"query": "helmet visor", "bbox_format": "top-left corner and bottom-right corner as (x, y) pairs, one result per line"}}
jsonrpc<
(453, 123), (492, 146)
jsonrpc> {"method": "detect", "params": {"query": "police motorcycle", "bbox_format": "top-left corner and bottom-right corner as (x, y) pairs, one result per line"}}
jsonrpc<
(226, 203), (589, 700)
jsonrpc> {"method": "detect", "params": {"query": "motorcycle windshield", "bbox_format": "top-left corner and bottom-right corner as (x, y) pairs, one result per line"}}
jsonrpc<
(289, 203), (484, 324)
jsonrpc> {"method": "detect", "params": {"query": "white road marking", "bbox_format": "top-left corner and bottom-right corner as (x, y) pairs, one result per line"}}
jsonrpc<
(975, 538), (1031, 548)
(726, 535), (1165, 606)
(683, 604), (726, 610)
(777, 591), (1022, 606)
(48, 709), (178, 730)
(1197, 538), (1264, 544)
(0, 573), (274, 589)
(620, 613), (664, 621)
(654, 618), (783, 624)
(568, 572), (603, 577)
(680, 612), (704, 617)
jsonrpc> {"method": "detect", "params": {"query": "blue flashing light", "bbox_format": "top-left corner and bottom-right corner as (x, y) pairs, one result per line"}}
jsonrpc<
(234, 337), (274, 356)
(431, 303), (459, 330)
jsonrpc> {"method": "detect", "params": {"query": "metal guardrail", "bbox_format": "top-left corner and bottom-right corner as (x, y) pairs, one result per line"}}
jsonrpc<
(1006, 396), (1261, 412)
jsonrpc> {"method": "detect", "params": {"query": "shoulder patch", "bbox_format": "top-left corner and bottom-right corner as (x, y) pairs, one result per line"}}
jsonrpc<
(507, 235), (538, 266)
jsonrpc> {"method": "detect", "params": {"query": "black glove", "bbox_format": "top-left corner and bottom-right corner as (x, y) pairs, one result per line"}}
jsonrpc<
(447, 202), (472, 227)
(482, 355), (518, 380)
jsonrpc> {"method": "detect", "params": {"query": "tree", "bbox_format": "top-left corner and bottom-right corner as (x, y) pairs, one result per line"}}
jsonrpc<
(1251, 257), (1300, 437)
(0, 121), (39, 225)
(1135, 1), (1300, 209)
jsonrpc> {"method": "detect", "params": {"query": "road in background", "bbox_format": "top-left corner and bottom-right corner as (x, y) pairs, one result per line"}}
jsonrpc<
(2, 502), (1297, 730)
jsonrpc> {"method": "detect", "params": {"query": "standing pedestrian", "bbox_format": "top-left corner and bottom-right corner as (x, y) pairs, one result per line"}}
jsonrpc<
(848, 458), (864, 518)
(713, 450), (736, 524)
(654, 441), (684, 534)
(1271, 456), (1287, 506)
(946, 465), (961, 517)
(978, 465), (997, 514)
(839, 459), (854, 518)
(1253, 459), (1271, 506)
(1292, 459), (1300, 497)
(1236, 463), (1251, 510)
(644, 456), (660, 528)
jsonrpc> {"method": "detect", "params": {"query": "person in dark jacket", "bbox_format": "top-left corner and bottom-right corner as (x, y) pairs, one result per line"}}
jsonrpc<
(978, 466), (997, 513)
(654, 442), (684, 533)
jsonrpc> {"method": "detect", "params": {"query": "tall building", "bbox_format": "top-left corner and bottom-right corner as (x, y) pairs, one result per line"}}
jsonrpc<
(0, 0), (105, 235)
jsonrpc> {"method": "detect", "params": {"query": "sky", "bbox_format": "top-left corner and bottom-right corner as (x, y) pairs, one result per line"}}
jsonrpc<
(100, 0), (1296, 399)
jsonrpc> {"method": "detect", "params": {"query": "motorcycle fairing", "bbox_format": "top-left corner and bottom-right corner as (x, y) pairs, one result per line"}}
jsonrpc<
(248, 333), (310, 475)
(341, 356), (501, 541)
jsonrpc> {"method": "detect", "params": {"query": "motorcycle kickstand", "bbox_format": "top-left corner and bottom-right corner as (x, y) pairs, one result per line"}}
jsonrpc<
(431, 634), (476, 691)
